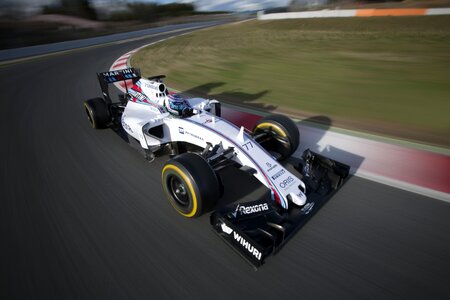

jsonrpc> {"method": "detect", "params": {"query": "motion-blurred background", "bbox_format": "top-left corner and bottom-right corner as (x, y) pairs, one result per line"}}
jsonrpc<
(1, 4), (449, 297)
(3, 1), (449, 49)
(1, 0), (449, 147)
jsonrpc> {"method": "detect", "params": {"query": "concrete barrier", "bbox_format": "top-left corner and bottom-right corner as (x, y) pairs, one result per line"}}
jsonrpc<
(257, 10), (356, 19)
(257, 8), (450, 20)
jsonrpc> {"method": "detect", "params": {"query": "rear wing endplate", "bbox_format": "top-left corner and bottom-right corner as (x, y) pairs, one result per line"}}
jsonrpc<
(97, 68), (141, 103)
(98, 68), (141, 84)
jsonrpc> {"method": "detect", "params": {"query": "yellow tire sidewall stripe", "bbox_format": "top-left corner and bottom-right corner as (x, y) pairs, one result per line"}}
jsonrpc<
(255, 122), (287, 138)
(162, 164), (198, 218)
(84, 103), (96, 128)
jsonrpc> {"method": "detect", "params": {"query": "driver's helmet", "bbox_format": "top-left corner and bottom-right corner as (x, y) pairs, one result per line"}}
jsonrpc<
(166, 94), (193, 117)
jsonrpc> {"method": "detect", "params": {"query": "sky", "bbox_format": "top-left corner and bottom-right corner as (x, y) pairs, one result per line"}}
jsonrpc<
(158, 0), (291, 12)
(0, 0), (292, 12)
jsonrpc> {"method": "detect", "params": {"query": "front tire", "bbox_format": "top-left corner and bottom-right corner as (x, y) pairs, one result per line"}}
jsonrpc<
(83, 97), (110, 129)
(162, 153), (220, 218)
(253, 114), (299, 160)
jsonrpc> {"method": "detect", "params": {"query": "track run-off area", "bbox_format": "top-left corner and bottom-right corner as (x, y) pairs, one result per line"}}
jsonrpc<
(111, 32), (450, 202)
(1, 20), (449, 299)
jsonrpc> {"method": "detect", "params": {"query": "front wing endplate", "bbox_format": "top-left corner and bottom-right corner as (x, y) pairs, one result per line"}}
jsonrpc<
(210, 149), (350, 269)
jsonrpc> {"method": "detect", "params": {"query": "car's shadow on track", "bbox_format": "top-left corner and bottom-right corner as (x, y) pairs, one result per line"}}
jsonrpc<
(213, 167), (267, 211)
(181, 82), (275, 112)
(294, 115), (365, 177)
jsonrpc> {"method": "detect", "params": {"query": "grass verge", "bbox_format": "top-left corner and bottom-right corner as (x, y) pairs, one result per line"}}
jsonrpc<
(131, 16), (450, 147)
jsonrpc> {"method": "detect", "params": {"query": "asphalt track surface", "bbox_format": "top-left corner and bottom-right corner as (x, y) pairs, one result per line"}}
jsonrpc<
(0, 21), (222, 61)
(1, 23), (450, 299)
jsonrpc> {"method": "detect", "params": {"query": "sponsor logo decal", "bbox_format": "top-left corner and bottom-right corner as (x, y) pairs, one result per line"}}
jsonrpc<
(187, 132), (204, 141)
(271, 169), (285, 180)
(279, 176), (294, 188)
(220, 222), (233, 235)
(101, 69), (137, 81)
(102, 71), (120, 77)
(266, 162), (278, 172)
(143, 82), (155, 89)
(177, 127), (203, 141)
(128, 89), (147, 102)
(233, 231), (262, 261)
(301, 202), (314, 215)
(219, 221), (262, 261)
(121, 120), (133, 133)
(231, 203), (269, 218)
(121, 68), (136, 74)
(102, 69), (135, 77)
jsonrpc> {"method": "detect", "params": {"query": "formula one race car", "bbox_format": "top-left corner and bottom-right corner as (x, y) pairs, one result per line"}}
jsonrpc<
(83, 68), (349, 268)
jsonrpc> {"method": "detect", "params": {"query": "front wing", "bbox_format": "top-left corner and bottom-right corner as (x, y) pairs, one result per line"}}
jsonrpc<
(210, 149), (350, 269)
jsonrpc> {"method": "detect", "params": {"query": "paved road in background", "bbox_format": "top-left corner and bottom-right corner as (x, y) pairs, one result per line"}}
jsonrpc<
(0, 20), (224, 61)
(1, 22), (449, 299)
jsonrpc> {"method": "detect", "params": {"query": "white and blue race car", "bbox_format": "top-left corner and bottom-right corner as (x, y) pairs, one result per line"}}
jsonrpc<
(83, 68), (349, 268)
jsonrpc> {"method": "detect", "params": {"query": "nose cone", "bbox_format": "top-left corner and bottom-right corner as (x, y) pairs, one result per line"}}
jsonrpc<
(289, 191), (307, 206)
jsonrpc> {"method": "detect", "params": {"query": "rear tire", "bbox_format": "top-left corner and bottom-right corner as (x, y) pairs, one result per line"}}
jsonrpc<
(162, 153), (220, 218)
(253, 114), (299, 160)
(83, 97), (110, 129)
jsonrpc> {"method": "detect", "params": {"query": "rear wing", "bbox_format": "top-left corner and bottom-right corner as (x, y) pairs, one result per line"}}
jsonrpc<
(97, 68), (141, 104)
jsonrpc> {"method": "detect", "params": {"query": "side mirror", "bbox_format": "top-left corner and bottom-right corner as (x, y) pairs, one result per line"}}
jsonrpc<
(209, 100), (221, 117)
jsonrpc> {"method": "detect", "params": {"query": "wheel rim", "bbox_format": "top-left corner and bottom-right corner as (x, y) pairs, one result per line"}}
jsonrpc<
(254, 125), (291, 158)
(168, 175), (190, 207)
(85, 107), (94, 126)
(255, 122), (287, 138)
